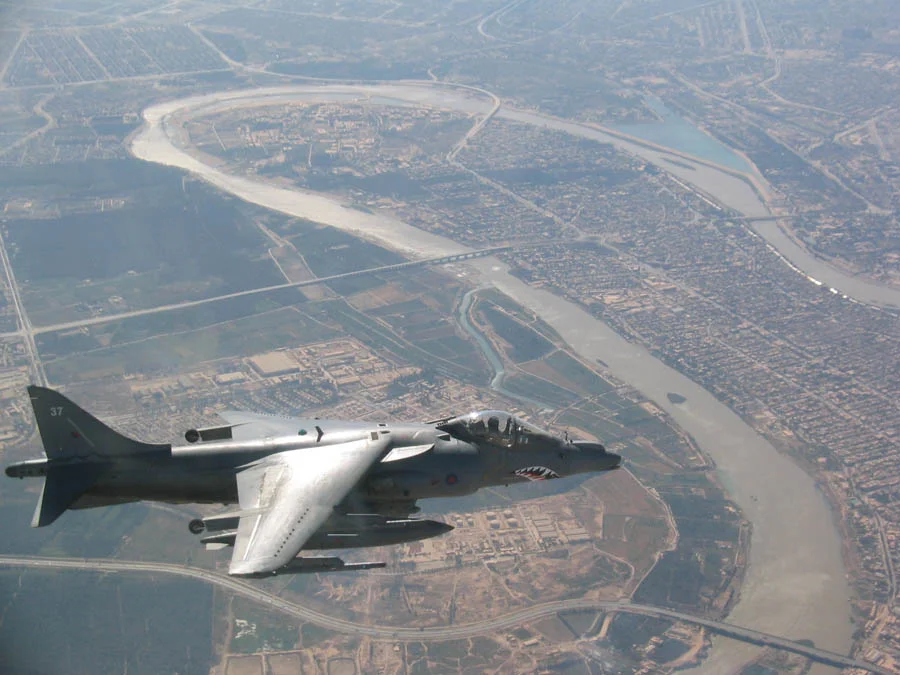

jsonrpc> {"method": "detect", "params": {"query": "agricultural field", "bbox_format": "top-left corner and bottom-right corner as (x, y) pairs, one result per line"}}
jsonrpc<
(0, 569), (214, 675)
(5, 26), (225, 87)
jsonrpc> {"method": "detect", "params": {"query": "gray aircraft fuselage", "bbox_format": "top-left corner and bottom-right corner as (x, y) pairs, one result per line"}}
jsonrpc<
(77, 415), (620, 511)
(7, 392), (622, 569)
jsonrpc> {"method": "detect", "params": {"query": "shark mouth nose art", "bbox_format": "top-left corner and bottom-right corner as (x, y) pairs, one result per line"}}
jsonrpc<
(513, 466), (560, 481)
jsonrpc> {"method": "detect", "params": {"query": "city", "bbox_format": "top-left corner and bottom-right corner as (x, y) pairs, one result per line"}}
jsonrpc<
(0, 1), (897, 674)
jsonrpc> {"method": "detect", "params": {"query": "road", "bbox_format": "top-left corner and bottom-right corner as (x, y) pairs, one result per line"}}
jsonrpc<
(4, 246), (511, 338)
(0, 228), (46, 384)
(475, 0), (528, 43)
(0, 554), (885, 673)
(447, 79), (500, 162)
(0, 92), (57, 161)
(130, 83), (856, 673)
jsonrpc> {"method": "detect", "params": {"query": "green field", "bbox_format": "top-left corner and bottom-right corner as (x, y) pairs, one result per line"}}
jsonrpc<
(230, 598), (300, 653)
(324, 299), (485, 383)
(475, 288), (564, 344)
(36, 287), (309, 359)
(43, 306), (338, 383)
(0, 569), (213, 675)
(477, 303), (555, 363)
(7, 162), (284, 321)
(0, 482), (152, 559)
(287, 222), (405, 291)
(545, 351), (615, 395)
(502, 372), (580, 406)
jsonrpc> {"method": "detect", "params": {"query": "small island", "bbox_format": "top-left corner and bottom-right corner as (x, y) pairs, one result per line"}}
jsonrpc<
(667, 392), (687, 404)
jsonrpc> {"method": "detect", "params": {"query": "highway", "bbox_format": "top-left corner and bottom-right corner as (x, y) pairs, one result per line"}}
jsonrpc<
(0, 230), (46, 385)
(0, 554), (887, 674)
(6, 246), (511, 338)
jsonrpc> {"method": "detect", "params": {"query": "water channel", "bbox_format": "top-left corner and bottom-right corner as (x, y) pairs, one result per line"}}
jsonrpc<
(611, 96), (753, 173)
(498, 106), (900, 309)
(131, 83), (855, 673)
(456, 288), (549, 410)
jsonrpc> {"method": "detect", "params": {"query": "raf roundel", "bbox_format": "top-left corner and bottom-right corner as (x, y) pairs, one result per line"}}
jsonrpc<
(445, 473), (459, 486)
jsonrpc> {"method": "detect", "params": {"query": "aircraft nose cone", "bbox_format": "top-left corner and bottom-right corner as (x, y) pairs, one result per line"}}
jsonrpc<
(435, 521), (454, 535)
(569, 442), (622, 474)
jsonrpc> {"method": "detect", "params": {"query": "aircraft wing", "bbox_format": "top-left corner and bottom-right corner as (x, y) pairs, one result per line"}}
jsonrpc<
(228, 434), (390, 576)
(217, 410), (301, 441)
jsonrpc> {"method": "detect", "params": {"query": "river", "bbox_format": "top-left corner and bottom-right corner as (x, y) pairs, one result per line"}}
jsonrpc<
(130, 83), (853, 673)
(497, 107), (900, 309)
(611, 96), (753, 173)
(456, 288), (548, 409)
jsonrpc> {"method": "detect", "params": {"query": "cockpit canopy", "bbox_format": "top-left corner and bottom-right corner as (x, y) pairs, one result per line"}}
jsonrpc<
(437, 410), (555, 449)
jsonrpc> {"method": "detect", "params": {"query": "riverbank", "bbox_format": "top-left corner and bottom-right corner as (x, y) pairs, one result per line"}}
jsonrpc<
(130, 83), (853, 673)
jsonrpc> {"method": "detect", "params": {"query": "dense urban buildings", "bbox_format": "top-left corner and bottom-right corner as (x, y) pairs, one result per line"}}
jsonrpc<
(0, 1), (897, 674)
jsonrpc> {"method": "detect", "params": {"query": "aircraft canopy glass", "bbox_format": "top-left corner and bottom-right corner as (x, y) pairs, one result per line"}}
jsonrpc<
(438, 411), (552, 449)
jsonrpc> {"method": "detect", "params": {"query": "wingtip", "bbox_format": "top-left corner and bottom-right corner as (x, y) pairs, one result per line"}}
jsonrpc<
(228, 560), (270, 578)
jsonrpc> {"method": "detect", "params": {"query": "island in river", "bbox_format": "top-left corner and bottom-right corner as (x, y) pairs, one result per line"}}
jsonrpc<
(130, 83), (854, 675)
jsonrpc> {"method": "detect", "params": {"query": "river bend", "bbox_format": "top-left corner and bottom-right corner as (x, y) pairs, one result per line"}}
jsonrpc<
(131, 83), (853, 674)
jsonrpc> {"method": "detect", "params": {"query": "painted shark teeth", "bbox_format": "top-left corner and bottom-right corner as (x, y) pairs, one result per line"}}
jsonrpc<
(512, 466), (560, 481)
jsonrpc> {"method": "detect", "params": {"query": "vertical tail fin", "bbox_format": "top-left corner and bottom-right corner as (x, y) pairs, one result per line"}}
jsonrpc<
(25, 386), (170, 527)
(28, 385), (170, 460)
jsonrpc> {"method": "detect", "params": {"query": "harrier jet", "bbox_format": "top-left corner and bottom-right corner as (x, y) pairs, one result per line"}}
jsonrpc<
(6, 386), (621, 577)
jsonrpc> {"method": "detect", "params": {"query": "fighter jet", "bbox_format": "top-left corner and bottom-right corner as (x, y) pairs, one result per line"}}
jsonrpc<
(6, 386), (621, 577)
